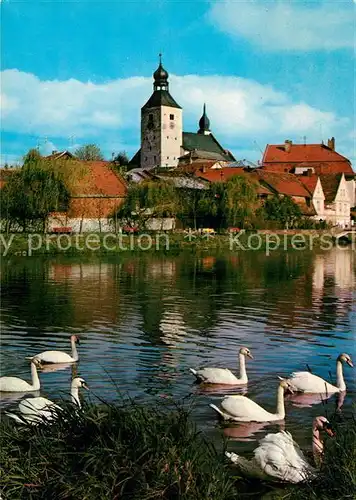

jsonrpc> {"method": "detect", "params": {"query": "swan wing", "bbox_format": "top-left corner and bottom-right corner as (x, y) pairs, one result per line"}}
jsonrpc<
(221, 395), (275, 421)
(0, 377), (32, 392)
(18, 397), (59, 415)
(254, 431), (315, 483)
(194, 368), (240, 384)
(34, 351), (75, 363)
(288, 372), (338, 393)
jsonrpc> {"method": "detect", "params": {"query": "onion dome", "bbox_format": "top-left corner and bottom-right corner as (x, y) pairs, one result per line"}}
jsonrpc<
(198, 104), (211, 134)
(153, 54), (169, 91)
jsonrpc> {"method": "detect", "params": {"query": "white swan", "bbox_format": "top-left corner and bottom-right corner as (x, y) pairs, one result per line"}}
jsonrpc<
(5, 377), (89, 425)
(26, 335), (80, 364)
(0, 358), (42, 392)
(210, 377), (295, 422)
(225, 416), (334, 483)
(285, 353), (353, 394)
(190, 347), (253, 385)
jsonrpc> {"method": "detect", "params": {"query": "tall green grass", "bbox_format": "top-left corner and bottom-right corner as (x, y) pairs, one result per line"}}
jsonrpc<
(279, 413), (356, 500)
(0, 398), (354, 500)
(0, 398), (239, 500)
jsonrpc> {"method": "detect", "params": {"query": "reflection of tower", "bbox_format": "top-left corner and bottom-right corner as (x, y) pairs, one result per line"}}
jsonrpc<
(312, 254), (325, 303)
(159, 310), (186, 352)
(331, 248), (354, 289)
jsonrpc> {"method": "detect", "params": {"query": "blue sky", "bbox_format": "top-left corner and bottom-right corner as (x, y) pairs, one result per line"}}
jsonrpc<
(1, 0), (355, 166)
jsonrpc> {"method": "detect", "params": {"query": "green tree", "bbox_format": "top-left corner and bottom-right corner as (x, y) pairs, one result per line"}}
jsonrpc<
(261, 195), (302, 228)
(116, 180), (179, 229)
(74, 144), (104, 161)
(112, 151), (129, 166)
(189, 175), (258, 230)
(0, 158), (70, 232)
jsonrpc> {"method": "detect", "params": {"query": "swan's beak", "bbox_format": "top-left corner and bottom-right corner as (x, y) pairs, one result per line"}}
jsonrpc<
(346, 359), (353, 367)
(324, 422), (335, 437)
(247, 353), (253, 359)
(76, 338), (80, 345)
(83, 382), (89, 390)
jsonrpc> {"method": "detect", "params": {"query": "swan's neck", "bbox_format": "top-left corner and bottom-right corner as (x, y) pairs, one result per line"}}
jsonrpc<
(275, 385), (285, 419)
(71, 386), (81, 408)
(70, 338), (79, 361)
(31, 363), (40, 390)
(336, 360), (345, 391)
(238, 354), (247, 381)
(312, 427), (324, 466)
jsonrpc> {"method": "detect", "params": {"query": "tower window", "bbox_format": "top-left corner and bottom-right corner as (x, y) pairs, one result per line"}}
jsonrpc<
(149, 113), (153, 120)
(167, 156), (169, 160)
(170, 114), (174, 120)
(175, 137), (177, 140)
(154, 155), (156, 162)
(167, 136), (169, 139)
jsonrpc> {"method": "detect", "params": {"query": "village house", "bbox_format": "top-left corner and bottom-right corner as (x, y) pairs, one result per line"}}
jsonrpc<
(261, 138), (355, 227)
(261, 138), (354, 176)
(47, 160), (127, 233)
(0, 155), (127, 233)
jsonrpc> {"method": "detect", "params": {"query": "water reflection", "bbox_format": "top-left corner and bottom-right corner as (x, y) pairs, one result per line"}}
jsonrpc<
(0, 248), (355, 453)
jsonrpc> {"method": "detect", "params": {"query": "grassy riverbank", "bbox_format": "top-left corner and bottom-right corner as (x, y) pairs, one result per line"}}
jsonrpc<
(1, 230), (351, 257)
(0, 398), (355, 500)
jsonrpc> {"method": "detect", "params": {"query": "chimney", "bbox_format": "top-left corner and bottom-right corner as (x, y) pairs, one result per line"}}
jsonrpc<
(327, 137), (335, 150)
(284, 140), (292, 153)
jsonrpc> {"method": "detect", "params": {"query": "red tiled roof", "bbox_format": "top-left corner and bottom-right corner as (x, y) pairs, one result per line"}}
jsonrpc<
(193, 167), (274, 196)
(262, 143), (354, 175)
(255, 170), (311, 197)
(195, 167), (247, 183)
(298, 174), (319, 194)
(70, 161), (127, 197)
(263, 143), (350, 163)
(318, 174), (342, 204)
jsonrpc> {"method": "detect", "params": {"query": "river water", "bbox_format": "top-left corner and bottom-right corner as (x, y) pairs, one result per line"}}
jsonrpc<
(0, 247), (355, 459)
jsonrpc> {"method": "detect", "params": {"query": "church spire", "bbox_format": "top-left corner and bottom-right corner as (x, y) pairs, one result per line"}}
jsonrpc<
(198, 103), (211, 135)
(153, 53), (169, 91)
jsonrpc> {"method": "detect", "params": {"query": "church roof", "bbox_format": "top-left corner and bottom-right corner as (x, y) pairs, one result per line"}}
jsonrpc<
(142, 90), (181, 110)
(182, 132), (235, 161)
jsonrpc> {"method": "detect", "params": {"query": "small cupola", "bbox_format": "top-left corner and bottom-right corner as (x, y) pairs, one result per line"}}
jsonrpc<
(198, 104), (211, 135)
(153, 54), (169, 91)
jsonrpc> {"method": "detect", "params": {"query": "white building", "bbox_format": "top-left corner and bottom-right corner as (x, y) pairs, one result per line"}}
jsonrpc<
(129, 57), (235, 170)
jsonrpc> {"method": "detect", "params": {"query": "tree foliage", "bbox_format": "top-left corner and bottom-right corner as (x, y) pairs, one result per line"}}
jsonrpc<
(74, 144), (104, 161)
(115, 174), (259, 230)
(261, 195), (302, 227)
(112, 151), (129, 166)
(0, 152), (70, 232)
(116, 180), (180, 228)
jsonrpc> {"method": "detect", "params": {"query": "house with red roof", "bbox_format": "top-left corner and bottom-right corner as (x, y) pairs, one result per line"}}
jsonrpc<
(262, 138), (354, 177)
(0, 155), (128, 232)
(297, 171), (353, 227)
(48, 160), (127, 232)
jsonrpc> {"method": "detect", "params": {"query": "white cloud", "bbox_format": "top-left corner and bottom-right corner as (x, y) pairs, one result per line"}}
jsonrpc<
(208, 0), (355, 51)
(1, 68), (353, 164)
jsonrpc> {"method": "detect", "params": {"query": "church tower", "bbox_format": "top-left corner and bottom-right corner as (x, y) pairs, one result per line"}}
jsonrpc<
(140, 56), (182, 169)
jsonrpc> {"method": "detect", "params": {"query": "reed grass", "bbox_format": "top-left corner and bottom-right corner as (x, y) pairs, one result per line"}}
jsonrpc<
(0, 398), (354, 500)
(0, 398), (239, 500)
